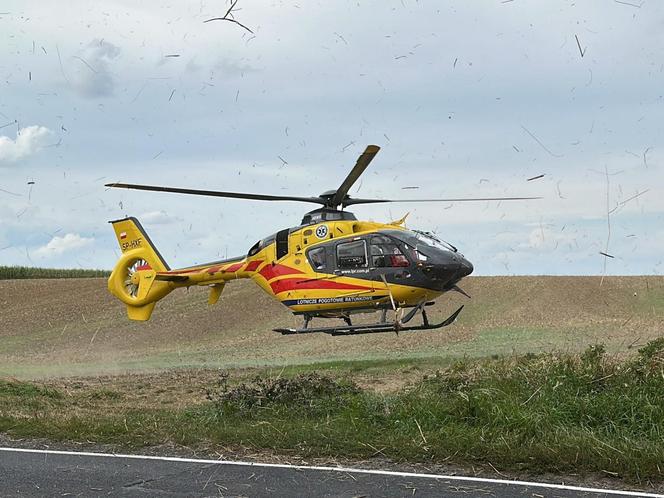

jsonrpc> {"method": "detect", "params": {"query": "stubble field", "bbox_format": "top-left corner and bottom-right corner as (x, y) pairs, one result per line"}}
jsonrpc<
(0, 275), (662, 383)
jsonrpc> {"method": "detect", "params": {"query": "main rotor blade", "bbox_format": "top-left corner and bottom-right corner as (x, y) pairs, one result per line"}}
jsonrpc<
(105, 183), (326, 205)
(330, 145), (380, 207)
(343, 196), (542, 206)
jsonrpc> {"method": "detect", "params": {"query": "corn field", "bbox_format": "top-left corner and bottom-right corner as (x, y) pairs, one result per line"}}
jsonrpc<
(0, 266), (110, 280)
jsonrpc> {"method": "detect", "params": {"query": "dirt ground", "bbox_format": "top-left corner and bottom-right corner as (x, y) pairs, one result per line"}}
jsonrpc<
(1, 276), (663, 379)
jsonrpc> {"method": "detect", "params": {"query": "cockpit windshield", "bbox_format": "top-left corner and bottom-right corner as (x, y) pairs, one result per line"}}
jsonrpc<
(386, 229), (457, 261)
(412, 230), (457, 253)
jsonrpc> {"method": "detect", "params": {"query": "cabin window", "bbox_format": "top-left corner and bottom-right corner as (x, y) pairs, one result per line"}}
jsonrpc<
(370, 235), (409, 268)
(276, 229), (289, 260)
(307, 246), (327, 271)
(336, 239), (367, 269)
(248, 240), (262, 257)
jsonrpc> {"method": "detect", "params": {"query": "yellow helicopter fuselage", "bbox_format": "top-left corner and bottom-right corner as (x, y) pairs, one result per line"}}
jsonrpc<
(107, 215), (451, 321)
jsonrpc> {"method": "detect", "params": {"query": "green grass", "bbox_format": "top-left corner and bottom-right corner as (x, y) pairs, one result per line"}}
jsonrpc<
(2, 341), (664, 481)
(198, 343), (664, 479)
(0, 380), (62, 399)
(0, 266), (110, 279)
(261, 356), (440, 375)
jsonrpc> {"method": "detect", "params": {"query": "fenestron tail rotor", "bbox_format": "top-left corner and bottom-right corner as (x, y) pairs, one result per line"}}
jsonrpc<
(105, 144), (541, 209)
(121, 257), (150, 300)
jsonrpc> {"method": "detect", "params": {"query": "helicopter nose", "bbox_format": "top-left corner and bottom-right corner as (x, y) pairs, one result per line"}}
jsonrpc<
(459, 256), (473, 277)
(422, 252), (473, 287)
(447, 254), (472, 281)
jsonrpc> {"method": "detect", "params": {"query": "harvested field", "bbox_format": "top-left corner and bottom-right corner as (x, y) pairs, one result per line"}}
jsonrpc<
(0, 276), (663, 379)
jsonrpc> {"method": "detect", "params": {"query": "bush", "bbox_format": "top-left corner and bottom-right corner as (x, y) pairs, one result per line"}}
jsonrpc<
(632, 337), (664, 378)
(207, 371), (361, 417)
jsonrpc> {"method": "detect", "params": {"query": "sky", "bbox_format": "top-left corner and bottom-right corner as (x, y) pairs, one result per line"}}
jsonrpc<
(0, 0), (662, 275)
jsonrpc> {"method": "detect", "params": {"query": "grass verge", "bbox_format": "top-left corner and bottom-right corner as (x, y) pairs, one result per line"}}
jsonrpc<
(2, 341), (664, 482)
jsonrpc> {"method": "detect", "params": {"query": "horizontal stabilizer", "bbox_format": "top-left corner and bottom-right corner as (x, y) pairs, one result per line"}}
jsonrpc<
(155, 274), (190, 282)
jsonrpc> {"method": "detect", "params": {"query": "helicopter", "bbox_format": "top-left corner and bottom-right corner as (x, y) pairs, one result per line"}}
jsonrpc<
(106, 145), (537, 336)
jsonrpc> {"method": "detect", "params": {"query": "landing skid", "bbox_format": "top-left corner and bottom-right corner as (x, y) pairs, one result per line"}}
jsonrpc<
(274, 305), (464, 336)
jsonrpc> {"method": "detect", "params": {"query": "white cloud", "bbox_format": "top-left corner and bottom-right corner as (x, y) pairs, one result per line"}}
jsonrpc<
(524, 226), (580, 252)
(70, 39), (121, 98)
(0, 126), (53, 164)
(34, 233), (94, 258)
(212, 58), (258, 78)
(140, 210), (175, 224)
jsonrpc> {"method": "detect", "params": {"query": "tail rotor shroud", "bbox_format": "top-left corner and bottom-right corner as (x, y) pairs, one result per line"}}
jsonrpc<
(123, 258), (149, 299)
(108, 217), (174, 321)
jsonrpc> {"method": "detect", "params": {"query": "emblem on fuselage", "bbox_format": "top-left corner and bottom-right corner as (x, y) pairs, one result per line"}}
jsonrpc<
(315, 224), (328, 239)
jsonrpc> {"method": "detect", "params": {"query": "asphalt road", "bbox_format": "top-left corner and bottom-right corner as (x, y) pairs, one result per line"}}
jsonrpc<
(0, 448), (661, 498)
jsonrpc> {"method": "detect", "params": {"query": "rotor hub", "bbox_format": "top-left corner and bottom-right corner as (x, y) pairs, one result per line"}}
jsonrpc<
(300, 207), (357, 226)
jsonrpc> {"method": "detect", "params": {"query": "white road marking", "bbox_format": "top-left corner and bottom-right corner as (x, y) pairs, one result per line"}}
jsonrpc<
(0, 446), (661, 497)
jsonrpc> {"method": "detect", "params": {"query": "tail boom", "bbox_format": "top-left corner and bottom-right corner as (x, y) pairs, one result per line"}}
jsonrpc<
(108, 217), (259, 321)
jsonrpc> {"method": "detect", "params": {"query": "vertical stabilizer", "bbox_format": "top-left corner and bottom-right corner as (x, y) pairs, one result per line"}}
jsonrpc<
(108, 217), (173, 321)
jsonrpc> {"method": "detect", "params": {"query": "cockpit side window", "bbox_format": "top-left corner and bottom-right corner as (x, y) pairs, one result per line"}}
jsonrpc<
(370, 235), (409, 268)
(307, 246), (327, 271)
(336, 239), (367, 269)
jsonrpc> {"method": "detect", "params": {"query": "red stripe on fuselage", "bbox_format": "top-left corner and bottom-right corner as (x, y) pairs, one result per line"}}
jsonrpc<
(259, 263), (303, 281)
(244, 260), (263, 272)
(270, 278), (371, 295)
(223, 262), (244, 273)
